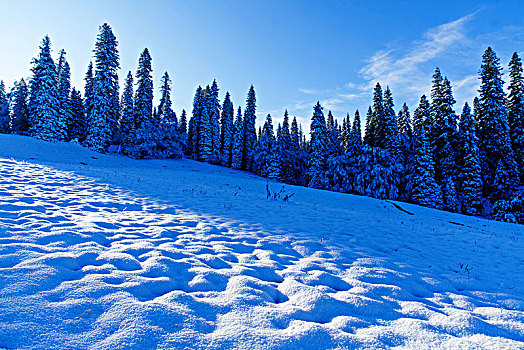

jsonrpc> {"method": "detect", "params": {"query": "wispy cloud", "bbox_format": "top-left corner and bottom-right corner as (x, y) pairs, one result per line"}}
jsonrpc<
(359, 12), (476, 94)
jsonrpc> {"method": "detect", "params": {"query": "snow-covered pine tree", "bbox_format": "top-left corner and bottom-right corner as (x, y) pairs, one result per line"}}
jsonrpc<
(363, 106), (373, 146)
(477, 47), (517, 199)
(351, 110), (362, 147)
(308, 102), (328, 189)
(56, 49), (71, 141)
(119, 71), (134, 153)
(253, 114), (280, 179)
(457, 102), (482, 215)
(280, 110), (292, 151)
(158, 72), (174, 122)
(28, 36), (61, 141)
(397, 103), (415, 201)
(290, 116), (300, 151)
(155, 71), (182, 158)
(179, 109), (187, 134)
(381, 86), (401, 158)
(411, 126), (443, 209)
(67, 88), (86, 142)
(208, 80), (221, 162)
(326, 111), (341, 156)
(9, 79), (29, 135)
(188, 86), (203, 158)
(83, 61), (94, 132)
(220, 91), (234, 167)
(198, 86), (213, 162)
(413, 95), (430, 138)
(85, 24), (120, 152)
(134, 48), (153, 129)
(508, 52), (524, 181)
(0, 81), (9, 133)
(242, 85), (257, 170)
(231, 106), (244, 170)
(366, 83), (383, 147)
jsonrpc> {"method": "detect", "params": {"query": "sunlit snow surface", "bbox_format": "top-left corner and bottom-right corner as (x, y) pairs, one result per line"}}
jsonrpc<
(0, 134), (523, 349)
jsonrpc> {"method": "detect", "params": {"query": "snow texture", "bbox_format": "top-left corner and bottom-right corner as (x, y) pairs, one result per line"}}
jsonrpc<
(0, 134), (523, 349)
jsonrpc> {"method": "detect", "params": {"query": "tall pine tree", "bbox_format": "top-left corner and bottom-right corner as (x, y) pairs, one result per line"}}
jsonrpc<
(220, 91), (234, 166)
(508, 52), (524, 181)
(85, 23), (120, 152)
(309, 102), (328, 189)
(242, 85), (257, 170)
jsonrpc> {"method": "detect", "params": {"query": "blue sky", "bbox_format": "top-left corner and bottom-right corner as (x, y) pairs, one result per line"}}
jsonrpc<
(1, 0), (523, 132)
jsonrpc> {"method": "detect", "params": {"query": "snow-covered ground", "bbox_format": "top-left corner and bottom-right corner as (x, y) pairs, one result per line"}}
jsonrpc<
(0, 134), (523, 349)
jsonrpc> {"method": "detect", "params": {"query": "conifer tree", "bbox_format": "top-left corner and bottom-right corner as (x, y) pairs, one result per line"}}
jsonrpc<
(477, 47), (516, 198)
(290, 116), (300, 151)
(83, 61), (94, 129)
(309, 102), (328, 189)
(188, 86), (204, 158)
(326, 111), (340, 156)
(134, 48), (153, 128)
(119, 71), (134, 151)
(242, 85), (257, 170)
(254, 114), (280, 179)
(457, 103), (482, 215)
(366, 83), (383, 147)
(220, 91), (234, 166)
(68, 88), (86, 142)
(197, 86), (213, 161)
(179, 109), (188, 135)
(280, 110), (292, 151)
(411, 126), (443, 209)
(507, 52), (524, 180)
(9, 79), (29, 134)
(413, 95), (430, 138)
(351, 110), (362, 147)
(56, 49), (71, 141)
(28, 36), (61, 141)
(85, 24), (120, 152)
(158, 72), (174, 122)
(208, 80), (221, 161)
(0, 81), (9, 133)
(231, 106), (244, 169)
(381, 86), (401, 158)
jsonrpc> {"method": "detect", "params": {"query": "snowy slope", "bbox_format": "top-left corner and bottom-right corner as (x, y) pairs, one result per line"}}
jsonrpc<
(0, 134), (523, 349)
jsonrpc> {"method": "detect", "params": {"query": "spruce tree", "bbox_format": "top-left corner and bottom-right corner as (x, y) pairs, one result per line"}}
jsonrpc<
(83, 61), (94, 131)
(457, 103), (482, 215)
(326, 110), (340, 156)
(0, 81), (9, 133)
(290, 116), (299, 151)
(255, 114), (280, 179)
(351, 110), (362, 147)
(179, 109), (188, 134)
(411, 126), (443, 209)
(188, 86), (204, 158)
(68, 88), (86, 142)
(308, 102), (328, 189)
(280, 110), (292, 151)
(134, 48), (153, 128)
(85, 23), (120, 152)
(28, 36), (61, 141)
(9, 79), (29, 134)
(220, 91), (234, 166)
(507, 52), (524, 180)
(208, 80), (221, 162)
(158, 72), (174, 122)
(381, 86), (401, 158)
(413, 95), (430, 138)
(366, 83), (383, 147)
(477, 47), (516, 198)
(198, 86), (213, 161)
(242, 85), (257, 170)
(119, 71), (134, 152)
(231, 106), (244, 169)
(56, 49), (71, 141)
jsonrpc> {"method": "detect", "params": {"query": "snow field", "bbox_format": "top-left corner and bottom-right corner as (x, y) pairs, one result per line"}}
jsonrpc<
(0, 135), (523, 349)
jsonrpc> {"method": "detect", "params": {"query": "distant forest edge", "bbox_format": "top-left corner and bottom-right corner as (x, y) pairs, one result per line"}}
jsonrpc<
(1, 23), (523, 224)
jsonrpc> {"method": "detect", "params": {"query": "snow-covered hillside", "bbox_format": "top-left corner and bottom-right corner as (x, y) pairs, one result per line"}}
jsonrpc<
(0, 134), (523, 349)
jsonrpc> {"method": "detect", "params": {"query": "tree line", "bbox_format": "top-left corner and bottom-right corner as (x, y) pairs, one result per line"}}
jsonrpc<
(0, 23), (522, 223)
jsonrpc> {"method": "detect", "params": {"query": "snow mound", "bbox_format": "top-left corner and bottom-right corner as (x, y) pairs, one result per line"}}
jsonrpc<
(0, 134), (523, 349)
